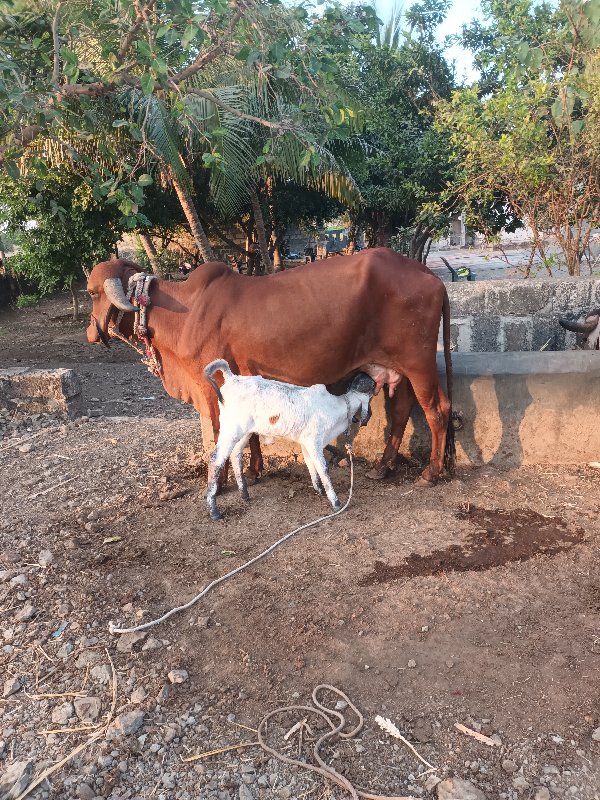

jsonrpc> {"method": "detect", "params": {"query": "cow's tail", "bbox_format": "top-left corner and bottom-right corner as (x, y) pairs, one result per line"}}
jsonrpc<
(204, 359), (232, 405)
(442, 289), (456, 477)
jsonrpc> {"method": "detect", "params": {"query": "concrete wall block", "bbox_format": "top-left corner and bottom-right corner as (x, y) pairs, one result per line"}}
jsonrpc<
(508, 282), (553, 315)
(470, 316), (500, 352)
(0, 368), (83, 418)
(552, 280), (593, 315)
(531, 316), (564, 351)
(449, 319), (472, 352)
(501, 317), (532, 351)
(484, 282), (512, 315)
(447, 283), (487, 316)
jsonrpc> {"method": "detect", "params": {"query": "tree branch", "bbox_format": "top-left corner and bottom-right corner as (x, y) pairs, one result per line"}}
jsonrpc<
(183, 86), (288, 131)
(52, 1), (64, 85)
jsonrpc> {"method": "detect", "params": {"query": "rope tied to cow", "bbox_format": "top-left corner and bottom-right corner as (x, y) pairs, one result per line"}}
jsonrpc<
(109, 444), (356, 635)
(108, 272), (163, 377)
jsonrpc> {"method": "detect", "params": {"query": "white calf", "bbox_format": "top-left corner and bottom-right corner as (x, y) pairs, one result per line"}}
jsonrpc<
(204, 360), (375, 521)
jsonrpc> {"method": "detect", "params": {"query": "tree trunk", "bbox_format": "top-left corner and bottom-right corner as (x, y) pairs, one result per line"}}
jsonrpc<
(70, 280), (79, 321)
(171, 175), (214, 262)
(138, 232), (161, 275)
(250, 189), (273, 274)
(271, 230), (282, 271)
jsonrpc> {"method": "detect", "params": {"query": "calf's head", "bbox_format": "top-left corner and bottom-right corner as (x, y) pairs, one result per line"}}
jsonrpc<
(559, 308), (600, 350)
(348, 372), (376, 426)
(86, 259), (139, 346)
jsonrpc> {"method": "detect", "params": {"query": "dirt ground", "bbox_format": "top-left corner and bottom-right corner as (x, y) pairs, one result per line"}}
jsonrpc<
(1, 292), (600, 800)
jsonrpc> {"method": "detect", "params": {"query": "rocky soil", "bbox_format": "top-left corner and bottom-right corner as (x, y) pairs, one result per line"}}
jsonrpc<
(1, 292), (600, 800)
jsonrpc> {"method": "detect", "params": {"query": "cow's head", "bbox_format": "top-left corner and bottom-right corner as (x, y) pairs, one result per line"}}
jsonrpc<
(559, 308), (600, 350)
(86, 259), (140, 346)
(348, 372), (376, 426)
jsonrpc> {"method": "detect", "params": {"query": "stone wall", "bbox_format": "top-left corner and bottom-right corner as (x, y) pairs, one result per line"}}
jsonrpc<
(446, 278), (600, 352)
(0, 368), (83, 418)
(199, 351), (600, 467)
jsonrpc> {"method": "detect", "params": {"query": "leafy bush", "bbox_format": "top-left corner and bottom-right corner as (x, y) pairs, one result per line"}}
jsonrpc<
(16, 293), (40, 309)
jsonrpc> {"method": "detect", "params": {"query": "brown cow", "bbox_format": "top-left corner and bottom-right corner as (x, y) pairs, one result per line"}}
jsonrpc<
(86, 248), (455, 485)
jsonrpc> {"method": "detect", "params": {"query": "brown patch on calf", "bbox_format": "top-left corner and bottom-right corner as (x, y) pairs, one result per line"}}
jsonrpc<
(269, 414), (280, 425)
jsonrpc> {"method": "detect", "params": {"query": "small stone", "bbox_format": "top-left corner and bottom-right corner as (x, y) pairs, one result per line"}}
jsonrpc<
(534, 788), (551, 800)
(3, 676), (21, 698)
(275, 789), (291, 800)
(74, 696), (101, 724)
(142, 636), (163, 651)
(116, 631), (147, 653)
(162, 774), (176, 789)
(0, 760), (33, 798)
(76, 783), (97, 800)
(156, 684), (170, 704)
(437, 777), (486, 800)
(14, 603), (36, 622)
(90, 664), (112, 684)
(10, 574), (27, 587)
(18, 443), (32, 453)
(445, 660), (455, 668)
(334, 700), (348, 711)
(38, 549), (54, 567)
(425, 775), (442, 792)
(239, 786), (255, 800)
(288, 489), (295, 499)
(168, 669), (188, 685)
(591, 727), (600, 741)
(407, 659), (417, 669)
(421, 625), (429, 632)
(502, 759), (518, 774)
(197, 616), (210, 629)
(227, 713), (236, 722)
(75, 650), (101, 669)
(108, 710), (145, 738)
(512, 775), (530, 794)
(355, 743), (365, 753)
(130, 687), (147, 704)
(52, 701), (75, 724)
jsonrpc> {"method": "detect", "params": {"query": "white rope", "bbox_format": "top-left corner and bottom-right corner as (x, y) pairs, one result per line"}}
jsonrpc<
(109, 446), (355, 635)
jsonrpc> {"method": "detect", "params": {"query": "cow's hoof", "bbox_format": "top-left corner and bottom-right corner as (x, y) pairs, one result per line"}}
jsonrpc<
(240, 489), (250, 502)
(246, 471), (261, 486)
(365, 464), (389, 481)
(415, 476), (436, 488)
(333, 500), (343, 512)
(209, 510), (223, 521)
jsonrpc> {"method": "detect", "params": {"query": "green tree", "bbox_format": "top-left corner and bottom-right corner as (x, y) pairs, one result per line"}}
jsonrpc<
(437, 0), (600, 276)
(0, 169), (126, 315)
(324, 0), (456, 259)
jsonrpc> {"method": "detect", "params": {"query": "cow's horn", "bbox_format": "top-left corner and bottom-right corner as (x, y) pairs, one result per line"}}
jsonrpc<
(558, 314), (599, 334)
(103, 278), (136, 312)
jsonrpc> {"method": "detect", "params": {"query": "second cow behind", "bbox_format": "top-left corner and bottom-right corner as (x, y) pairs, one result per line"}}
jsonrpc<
(203, 360), (376, 521)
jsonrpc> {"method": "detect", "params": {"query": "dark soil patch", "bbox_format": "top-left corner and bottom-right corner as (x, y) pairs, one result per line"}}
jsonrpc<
(360, 505), (585, 584)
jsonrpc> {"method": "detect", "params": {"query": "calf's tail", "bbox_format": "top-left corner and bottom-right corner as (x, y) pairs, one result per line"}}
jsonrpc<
(442, 289), (456, 477)
(204, 359), (232, 405)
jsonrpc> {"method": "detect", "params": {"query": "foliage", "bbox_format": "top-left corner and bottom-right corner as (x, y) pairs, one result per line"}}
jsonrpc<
(437, 0), (600, 275)
(15, 293), (40, 308)
(325, 0), (456, 257)
(1, 170), (126, 293)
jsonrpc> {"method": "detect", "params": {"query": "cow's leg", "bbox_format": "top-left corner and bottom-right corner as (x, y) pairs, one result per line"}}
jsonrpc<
(206, 436), (238, 520)
(231, 436), (251, 501)
(410, 377), (450, 485)
(366, 379), (415, 480)
(302, 441), (341, 511)
(247, 433), (263, 483)
(300, 444), (325, 496)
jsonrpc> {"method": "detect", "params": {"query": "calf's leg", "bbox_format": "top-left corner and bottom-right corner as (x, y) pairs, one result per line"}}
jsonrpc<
(206, 435), (238, 520)
(247, 433), (264, 483)
(300, 444), (326, 496)
(302, 441), (341, 511)
(231, 437), (251, 501)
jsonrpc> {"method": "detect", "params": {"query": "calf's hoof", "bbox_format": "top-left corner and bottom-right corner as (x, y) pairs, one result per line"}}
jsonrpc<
(240, 488), (250, 502)
(209, 510), (223, 521)
(365, 463), (390, 481)
(332, 500), (343, 512)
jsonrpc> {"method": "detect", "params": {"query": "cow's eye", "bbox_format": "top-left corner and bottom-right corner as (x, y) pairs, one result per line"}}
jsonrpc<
(89, 291), (99, 300)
